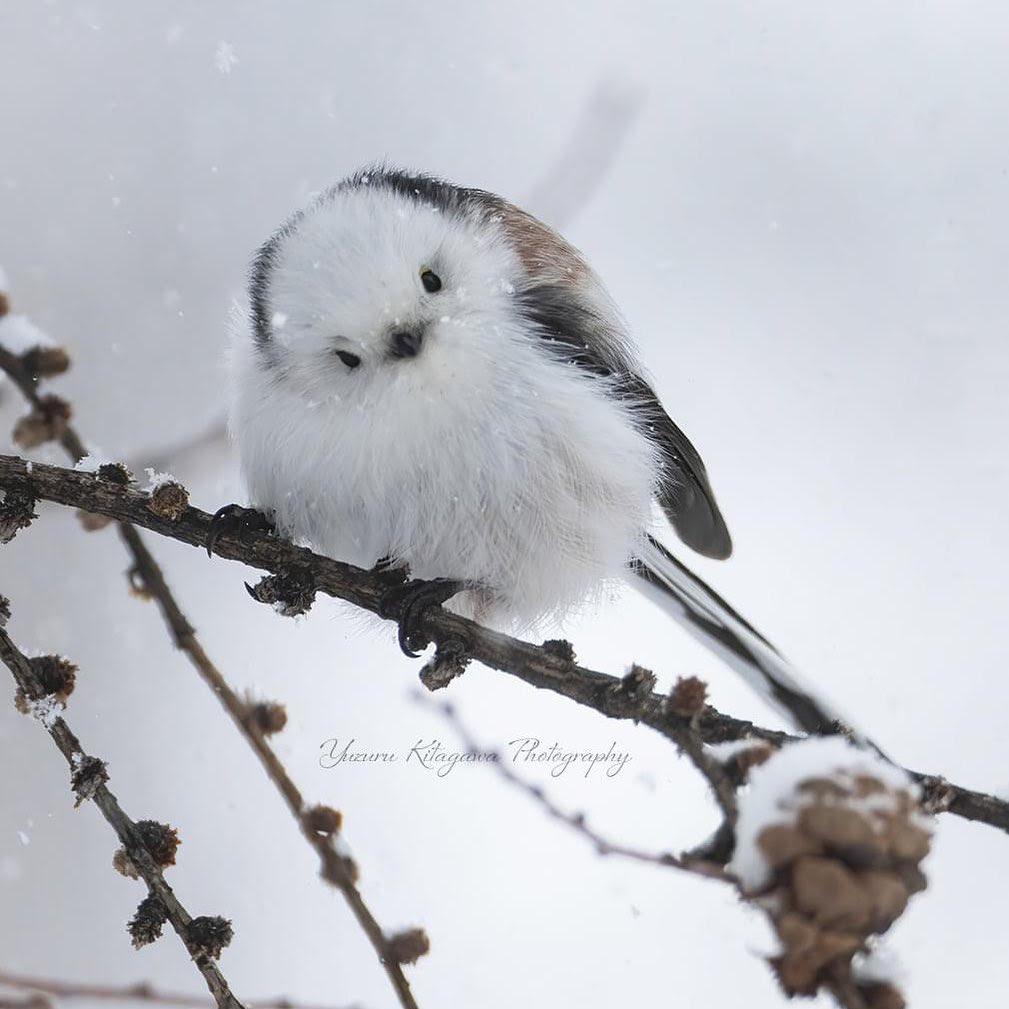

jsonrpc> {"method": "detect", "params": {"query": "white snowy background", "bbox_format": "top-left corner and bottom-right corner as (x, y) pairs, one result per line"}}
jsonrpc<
(2, 3), (1008, 1006)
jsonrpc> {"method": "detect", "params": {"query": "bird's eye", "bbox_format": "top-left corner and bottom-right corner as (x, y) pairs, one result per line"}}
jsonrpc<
(335, 350), (361, 370)
(421, 269), (442, 293)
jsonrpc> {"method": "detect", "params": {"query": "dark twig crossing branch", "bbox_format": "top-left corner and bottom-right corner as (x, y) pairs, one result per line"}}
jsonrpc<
(1, 451), (1006, 838)
(422, 694), (732, 881)
(120, 522), (422, 1009)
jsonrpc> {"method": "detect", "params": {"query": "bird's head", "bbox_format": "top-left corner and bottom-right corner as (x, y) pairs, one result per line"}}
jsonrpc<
(248, 169), (525, 396)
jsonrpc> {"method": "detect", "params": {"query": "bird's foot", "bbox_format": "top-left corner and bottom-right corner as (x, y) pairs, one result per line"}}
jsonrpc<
(206, 504), (276, 557)
(379, 577), (468, 657)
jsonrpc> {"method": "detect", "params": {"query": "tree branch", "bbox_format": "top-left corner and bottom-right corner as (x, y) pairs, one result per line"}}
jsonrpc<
(420, 693), (731, 881)
(0, 619), (244, 1009)
(0, 317), (424, 1009)
(0, 969), (357, 1009)
(2, 451), (1005, 838)
(119, 521), (423, 1009)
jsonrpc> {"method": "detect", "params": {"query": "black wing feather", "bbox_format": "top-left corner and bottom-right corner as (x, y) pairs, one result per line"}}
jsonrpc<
(517, 282), (732, 560)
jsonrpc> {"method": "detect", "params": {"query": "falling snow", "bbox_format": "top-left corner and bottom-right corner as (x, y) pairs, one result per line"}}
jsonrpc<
(214, 41), (238, 75)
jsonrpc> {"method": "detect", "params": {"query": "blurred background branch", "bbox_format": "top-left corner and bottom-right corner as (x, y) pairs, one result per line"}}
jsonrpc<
(126, 76), (644, 477)
(0, 969), (358, 1009)
(418, 691), (732, 879)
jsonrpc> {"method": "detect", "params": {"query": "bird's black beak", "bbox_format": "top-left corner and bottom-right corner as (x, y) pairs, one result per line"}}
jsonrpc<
(389, 329), (424, 359)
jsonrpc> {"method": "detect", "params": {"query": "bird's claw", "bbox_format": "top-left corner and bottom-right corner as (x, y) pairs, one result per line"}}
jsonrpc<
(379, 577), (467, 657)
(206, 504), (275, 557)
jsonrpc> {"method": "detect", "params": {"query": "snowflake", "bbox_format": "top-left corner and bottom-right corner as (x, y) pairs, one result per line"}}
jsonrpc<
(214, 41), (238, 75)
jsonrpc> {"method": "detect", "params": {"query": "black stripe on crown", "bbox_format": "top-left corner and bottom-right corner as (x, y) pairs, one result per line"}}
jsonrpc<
(248, 166), (478, 346)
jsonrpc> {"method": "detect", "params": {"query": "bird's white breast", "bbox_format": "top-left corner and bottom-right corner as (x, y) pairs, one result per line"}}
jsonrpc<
(231, 315), (658, 628)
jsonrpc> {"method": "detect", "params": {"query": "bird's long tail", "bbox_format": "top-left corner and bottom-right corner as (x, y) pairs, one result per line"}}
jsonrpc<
(631, 535), (851, 736)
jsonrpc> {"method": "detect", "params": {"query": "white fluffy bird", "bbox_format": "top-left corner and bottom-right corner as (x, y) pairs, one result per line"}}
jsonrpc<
(227, 167), (839, 734)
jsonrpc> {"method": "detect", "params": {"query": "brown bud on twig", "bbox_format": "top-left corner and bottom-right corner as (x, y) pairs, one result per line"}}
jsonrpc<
(245, 571), (316, 617)
(621, 663), (657, 699)
(113, 820), (181, 878)
(127, 894), (169, 949)
(247, 698), (288, 735)
(22, 345), (71, 380)
(419, 636), (470, 691)
(136, 819), (182, 866)
(187, 916), (234, 960)
(305, 804), (343, 836)
(604, 663), (657, 717)
(14, 654), (77, 714)
(97, 461), (133, 484)
(71, 754), (108, 807)
(0, 485), (37, 544)
(0, 290), (8, 317)
(668, 675), (708, 717)
(861, 981), (906, 1009)
(147, 481), (189, 522)
(542, 638), (575, 663)
(13, 394), (71, 449)
(386, 927), (430, 966)
(29, 654), (77, 700)
(113, 849), (139, 878)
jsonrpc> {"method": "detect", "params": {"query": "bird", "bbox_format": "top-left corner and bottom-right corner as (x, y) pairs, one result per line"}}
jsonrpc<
(220, 166), (842, 735)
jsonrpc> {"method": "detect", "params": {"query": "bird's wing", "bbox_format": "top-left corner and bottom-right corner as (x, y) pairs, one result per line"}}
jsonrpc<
(623, 371), (733, 559)
(515, 279), (732, 560)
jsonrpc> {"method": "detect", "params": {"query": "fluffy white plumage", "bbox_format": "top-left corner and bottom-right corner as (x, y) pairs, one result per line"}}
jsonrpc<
(228, 167), (844, 736)
(231, 177), (658, 626)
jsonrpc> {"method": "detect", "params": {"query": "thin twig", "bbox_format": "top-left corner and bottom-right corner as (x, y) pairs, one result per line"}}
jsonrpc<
(119, 522), (421, 1009)
(2, 451), (1005, 838)
(0, 997), (47, 1009)
(421, 694), (731, 882)
(419, 700), (888, 1009)
(0, 346), (422, 1009)
(525, 77), (645, 230)
(0, 622), (244, 1009)
(127, 416), (229, 476)
(0, 969), (356, 1009)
